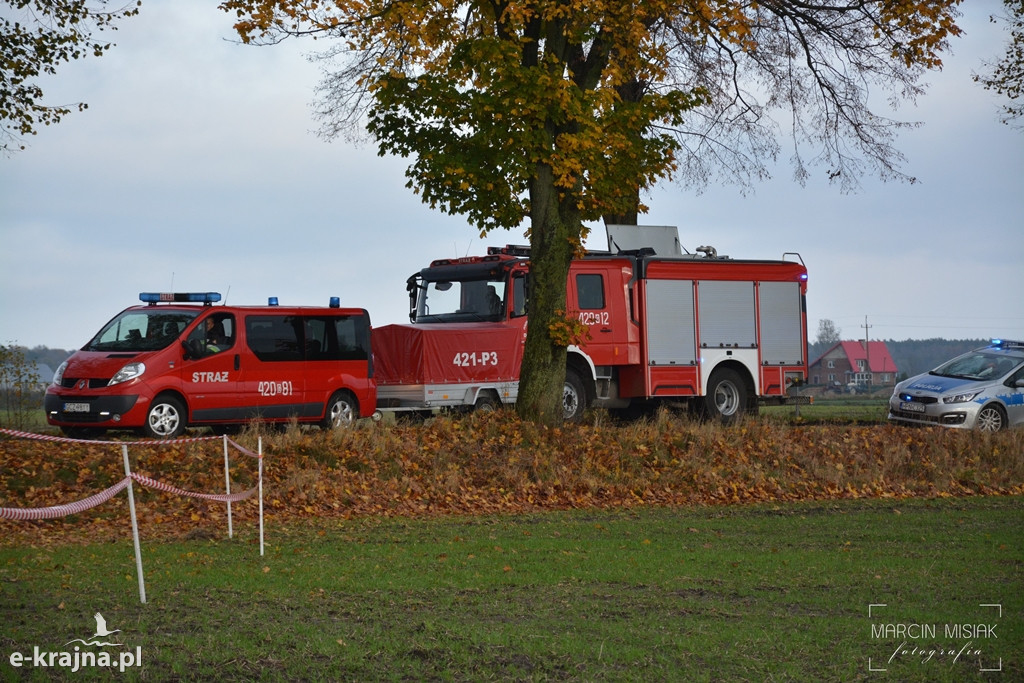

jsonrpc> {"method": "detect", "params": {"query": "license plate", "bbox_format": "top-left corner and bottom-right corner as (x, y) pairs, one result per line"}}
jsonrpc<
(63, 402), (90, 413)
(900, 401), (926, 414)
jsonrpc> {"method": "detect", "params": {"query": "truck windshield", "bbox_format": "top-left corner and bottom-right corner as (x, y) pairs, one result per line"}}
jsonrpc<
(85, 309), (201, 352)
(413, 274), (508, 323)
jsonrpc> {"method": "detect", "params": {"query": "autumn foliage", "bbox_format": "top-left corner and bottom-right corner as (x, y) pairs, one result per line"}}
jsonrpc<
(2, 413), (1022, 546)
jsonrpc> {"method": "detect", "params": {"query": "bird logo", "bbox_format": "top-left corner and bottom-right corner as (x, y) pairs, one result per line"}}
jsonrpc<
(92, 612), (120, 638)
(65, 612), (124, 647)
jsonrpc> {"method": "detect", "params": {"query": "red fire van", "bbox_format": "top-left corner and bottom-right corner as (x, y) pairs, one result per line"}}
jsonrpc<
(44, 293), (375, 438)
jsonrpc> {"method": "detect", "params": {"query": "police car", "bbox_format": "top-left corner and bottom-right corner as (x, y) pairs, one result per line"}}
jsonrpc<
(888, 339), (1024, 432)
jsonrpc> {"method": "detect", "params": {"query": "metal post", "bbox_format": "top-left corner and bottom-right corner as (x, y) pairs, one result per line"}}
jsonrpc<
(223, 434), (233, 539)
(258, 436), (264, 557)
(121, 444), (146, 604)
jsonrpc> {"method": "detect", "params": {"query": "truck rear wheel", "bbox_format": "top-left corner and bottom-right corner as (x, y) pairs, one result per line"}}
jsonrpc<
(321, 391), (357, 430)
(143, 394), (187, 439)
(704, 369), (747, 423)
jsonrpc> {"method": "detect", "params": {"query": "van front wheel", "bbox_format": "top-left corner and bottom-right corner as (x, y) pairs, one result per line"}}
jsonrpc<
(321, 391), (357, 430)
(143, 395), (187, 439)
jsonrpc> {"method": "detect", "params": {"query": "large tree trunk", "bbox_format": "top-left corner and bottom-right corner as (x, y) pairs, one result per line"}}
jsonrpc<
(516, 162), (577, 425)
(603, 78), (644, 228)
(602, 203), (639, 227)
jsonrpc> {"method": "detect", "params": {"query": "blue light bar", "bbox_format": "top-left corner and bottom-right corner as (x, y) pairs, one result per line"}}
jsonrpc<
(140, 292), (221, 304)
(329, 297), (340, 308)
(268, 297), (279, 306)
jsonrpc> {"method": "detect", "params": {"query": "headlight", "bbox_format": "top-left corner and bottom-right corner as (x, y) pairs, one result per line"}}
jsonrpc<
(943, 391), (980, 404)
(52, 361), (68, 386)
(109, 362), (146, 386)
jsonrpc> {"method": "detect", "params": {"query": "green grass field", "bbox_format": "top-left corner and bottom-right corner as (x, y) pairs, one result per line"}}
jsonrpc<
(761, 395), (890, 424)
(2, 497), (1020, 681)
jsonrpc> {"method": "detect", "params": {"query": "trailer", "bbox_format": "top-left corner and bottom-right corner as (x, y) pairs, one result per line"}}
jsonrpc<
(373, 226), (809, 421)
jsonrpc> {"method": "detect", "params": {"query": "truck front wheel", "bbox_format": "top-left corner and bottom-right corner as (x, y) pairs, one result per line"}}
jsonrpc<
(563, 369), (587, 423)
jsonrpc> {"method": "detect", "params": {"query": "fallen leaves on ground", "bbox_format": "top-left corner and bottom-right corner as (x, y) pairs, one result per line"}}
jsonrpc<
(2, 412), (1022, 546)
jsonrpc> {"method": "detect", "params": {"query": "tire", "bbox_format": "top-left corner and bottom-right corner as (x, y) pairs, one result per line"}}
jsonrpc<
(563, 369), (587, 423)
(976, 404), (1006, 432)
(321, 391), (357, 430)
(210, 424), (242, 436)
(60, 427), (103, 440)
(474, 394), (500, 413)
(143, 394), (187, 439)
(703, 368), (748, 423)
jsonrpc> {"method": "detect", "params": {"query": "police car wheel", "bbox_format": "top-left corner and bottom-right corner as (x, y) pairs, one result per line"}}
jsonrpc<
(322, 392), (356, 430)
(976, 404), (1006, 432)
(144, 395), (186, 439)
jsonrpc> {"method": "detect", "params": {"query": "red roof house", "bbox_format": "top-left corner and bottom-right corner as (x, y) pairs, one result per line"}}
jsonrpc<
(809, 340), (898, 389)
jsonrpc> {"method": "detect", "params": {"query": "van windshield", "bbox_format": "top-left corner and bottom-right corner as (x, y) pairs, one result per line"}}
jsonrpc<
(85, 309), (200, 352)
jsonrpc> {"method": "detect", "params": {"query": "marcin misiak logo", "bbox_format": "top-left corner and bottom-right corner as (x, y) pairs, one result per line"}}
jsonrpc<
(7, 612), (142, 673)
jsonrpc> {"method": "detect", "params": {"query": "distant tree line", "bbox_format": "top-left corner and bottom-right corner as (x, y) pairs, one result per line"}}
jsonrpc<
(808, 337), (988, 381)
(18, 345), (74, 370)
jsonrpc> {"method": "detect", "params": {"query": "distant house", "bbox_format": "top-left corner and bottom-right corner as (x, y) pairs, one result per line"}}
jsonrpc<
(809, 340), (898, 389)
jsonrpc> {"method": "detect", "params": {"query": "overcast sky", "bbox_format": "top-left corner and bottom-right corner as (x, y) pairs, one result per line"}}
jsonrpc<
(2, 0), (1022, 354)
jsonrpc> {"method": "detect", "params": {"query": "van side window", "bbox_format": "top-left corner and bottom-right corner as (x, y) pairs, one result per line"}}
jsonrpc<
(185, 313), (235, 357)
(246, 315), (303, 362)
(304, 316), (370, 361)
(333, 315), (370, 361)
(247, 314), (370, 362)
(576, 274), (605, 310)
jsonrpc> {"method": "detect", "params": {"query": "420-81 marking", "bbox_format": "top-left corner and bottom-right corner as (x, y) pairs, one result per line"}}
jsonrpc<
(258, 380), (294, 396)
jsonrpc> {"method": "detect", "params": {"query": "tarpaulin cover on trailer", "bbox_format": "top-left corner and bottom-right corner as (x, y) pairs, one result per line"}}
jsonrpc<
(373, 323), (523, 385)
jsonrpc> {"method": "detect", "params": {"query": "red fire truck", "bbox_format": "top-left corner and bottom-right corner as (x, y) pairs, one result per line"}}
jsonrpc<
(44, 293), (375, 438)
(373, 226), (809, 421)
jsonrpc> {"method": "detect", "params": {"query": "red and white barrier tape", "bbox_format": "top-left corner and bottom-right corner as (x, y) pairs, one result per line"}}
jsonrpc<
(0, 473), (258, 520)
(130, 473), (259, 503)
(0, 478), (130, 521)
(0, 427), (218, 446)
(227, 438), (262, 460)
